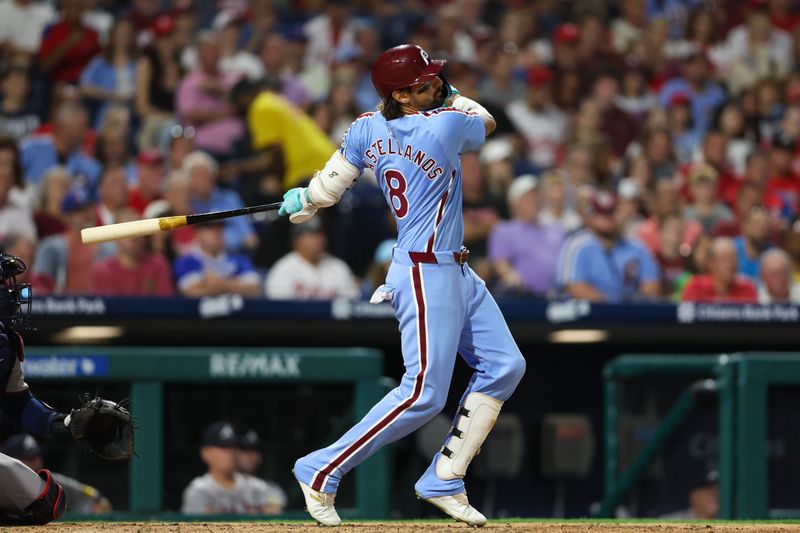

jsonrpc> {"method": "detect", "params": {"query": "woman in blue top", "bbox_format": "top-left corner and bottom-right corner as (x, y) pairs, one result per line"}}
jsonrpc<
(79, 18), (137, 129)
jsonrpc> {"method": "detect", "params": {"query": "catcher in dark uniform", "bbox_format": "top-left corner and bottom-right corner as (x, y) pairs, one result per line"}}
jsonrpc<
(0, 253), (133, 525)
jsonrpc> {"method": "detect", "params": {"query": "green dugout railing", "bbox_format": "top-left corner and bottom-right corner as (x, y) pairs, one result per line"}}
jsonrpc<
(601, 353), (800, 520)
(24, 346), (391, 519)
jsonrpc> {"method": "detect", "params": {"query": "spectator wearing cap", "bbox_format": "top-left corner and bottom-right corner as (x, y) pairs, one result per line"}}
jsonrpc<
(184, 150), (257, 253)
(764, 130), (800, 220)
(0, 0), (54, 57)
(658, 48), (726, 139)
(176, 30), (243, 158)
(506, 66), (567, 170)
(37, 0), (100, 86)
(32, 186), (113, 294)
(488, 175), (565, 297)
(173, 217), (260, 298)
(557, 190), (661, 302)
(1, 433), (112, 515)
(79, 18), (137, 129)
(682, 236), (757, 303)
(539, 170), (582, 233)
(758, 248), (800, 303)
(91, 207), (173, 296)
(265, 217), (358, 300)
(552, 23), (581, 73)
(683, 163), (734, 233)
(95, 165), (129, 226)
(235, 429), (287, 514)
(129, 149), (165, 214)
(616, 177), (646, 239)
(20, 101), (101, 191)
(134, 14), (181, 152)
(182, 421), (282, 515)
(662, 465), (720, 520)
(733, 205), (772, 280)
(479, 139), (516, 219)
(0, 64), (41, 142)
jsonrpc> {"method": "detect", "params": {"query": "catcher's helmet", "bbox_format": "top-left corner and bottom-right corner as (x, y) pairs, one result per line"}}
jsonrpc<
(0, 253), (32, 328)
(371, 44), (446, 100)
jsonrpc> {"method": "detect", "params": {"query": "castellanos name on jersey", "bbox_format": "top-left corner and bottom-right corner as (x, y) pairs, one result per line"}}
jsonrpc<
(339, 107), (485, 252)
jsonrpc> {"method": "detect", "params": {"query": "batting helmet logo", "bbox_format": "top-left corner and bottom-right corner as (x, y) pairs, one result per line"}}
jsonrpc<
(371, 44), (446, 100)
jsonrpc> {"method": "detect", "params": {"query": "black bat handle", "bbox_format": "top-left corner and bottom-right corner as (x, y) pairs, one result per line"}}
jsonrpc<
(186, 201), (283, 226)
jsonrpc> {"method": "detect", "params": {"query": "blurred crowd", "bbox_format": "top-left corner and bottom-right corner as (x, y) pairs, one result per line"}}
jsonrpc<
(3, 0), (800, 304)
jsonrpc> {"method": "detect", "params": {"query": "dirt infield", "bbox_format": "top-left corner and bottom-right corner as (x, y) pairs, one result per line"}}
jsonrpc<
(11, 522), (800, 533)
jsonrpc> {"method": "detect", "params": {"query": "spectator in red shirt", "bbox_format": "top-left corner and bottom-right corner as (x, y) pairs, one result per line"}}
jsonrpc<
(38, 0), (100, 86)
(764, 130), (800, 221)
(91, 207), (174, 296)
(129, 149), (164, 214)
(682, 236), (758, 303)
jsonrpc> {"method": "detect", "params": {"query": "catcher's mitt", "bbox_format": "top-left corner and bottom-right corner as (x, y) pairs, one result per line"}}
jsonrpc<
(66, 396), (134, 461)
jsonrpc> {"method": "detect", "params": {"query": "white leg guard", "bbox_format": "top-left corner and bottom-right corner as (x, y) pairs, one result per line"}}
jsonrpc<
(435, 392), (503, 481)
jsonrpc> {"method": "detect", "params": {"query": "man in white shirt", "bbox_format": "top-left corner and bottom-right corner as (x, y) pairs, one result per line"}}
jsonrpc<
(0, 0), (54, 56)
(505, 67), (567, 170)
(265, 217), (358, 300)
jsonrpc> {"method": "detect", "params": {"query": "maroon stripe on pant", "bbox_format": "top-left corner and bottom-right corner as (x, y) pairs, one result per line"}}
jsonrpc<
(310, 265), (429, 491)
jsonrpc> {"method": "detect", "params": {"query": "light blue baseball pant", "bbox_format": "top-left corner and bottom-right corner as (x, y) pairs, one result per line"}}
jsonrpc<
(294, 248), (526, 497)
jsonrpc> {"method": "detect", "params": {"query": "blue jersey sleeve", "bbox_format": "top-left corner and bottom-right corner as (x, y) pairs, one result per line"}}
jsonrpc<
(567, 244), (593, 284)
(232, 254), (256, 276)
(174, 255), (203, 283)
(637, 244), (660, 283)
(339, 115), (369, 171)
(429, 109), (486, 162)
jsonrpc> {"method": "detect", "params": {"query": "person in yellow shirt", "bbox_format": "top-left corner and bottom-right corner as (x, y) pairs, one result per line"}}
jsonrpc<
(227, 78), (335, 191)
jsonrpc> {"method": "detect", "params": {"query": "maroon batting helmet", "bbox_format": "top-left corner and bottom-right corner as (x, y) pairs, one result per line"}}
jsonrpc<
(371, 44), (446, 100)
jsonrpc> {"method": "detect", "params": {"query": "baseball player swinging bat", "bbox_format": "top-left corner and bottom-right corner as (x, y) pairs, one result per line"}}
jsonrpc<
(80, 201), (283, 244)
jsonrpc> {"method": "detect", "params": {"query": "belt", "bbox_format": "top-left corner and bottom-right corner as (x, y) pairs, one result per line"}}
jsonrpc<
(392, 247), (470, 266)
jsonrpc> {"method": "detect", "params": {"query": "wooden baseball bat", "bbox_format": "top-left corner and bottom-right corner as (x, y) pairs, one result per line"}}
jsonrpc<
(80, 201), (283, 244)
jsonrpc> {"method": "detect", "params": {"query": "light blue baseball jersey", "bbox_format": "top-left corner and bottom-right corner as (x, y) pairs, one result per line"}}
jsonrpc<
(294, 104), (526, 502)
(339, 109), (485, 252)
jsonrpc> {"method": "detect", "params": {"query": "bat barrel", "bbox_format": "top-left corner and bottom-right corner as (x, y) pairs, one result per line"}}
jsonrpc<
(80, 216), (187, 244)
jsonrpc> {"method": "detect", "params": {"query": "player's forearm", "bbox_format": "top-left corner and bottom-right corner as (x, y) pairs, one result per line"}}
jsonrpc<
(3, 389), (62, 437)
(306, 151), (360, 208)
(451, 95), (496, 136)
(566, 282), (607, 302)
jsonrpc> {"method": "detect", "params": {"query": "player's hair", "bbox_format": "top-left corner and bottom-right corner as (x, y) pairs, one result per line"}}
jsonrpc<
(380, 92), (408, 120)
